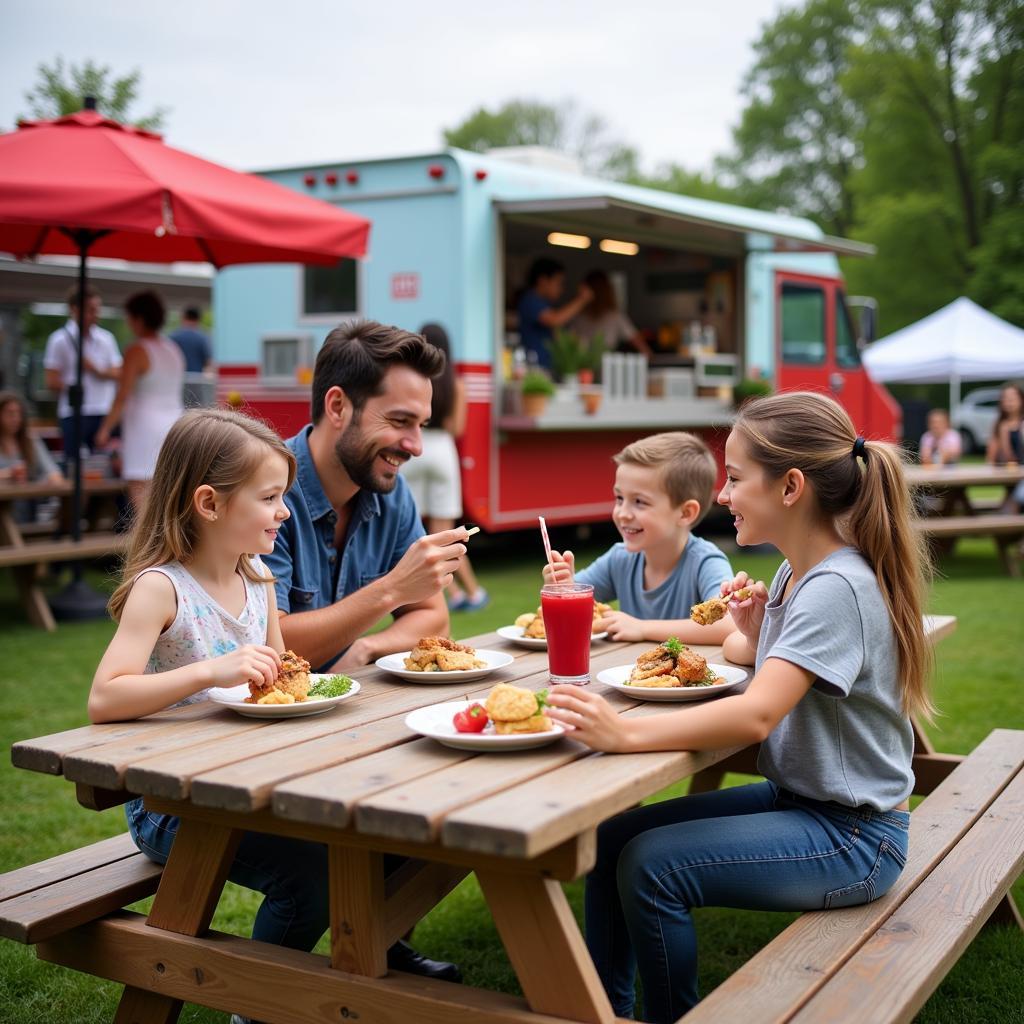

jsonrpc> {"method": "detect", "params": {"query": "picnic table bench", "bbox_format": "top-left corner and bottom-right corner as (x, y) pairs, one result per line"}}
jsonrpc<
(3, 627), (1021, 1024)
(0, 478), (128, 629)
(905, 464), (1024, 576)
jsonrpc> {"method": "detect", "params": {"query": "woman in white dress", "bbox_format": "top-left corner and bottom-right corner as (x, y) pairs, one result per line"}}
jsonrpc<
(96, 291), (184, 512)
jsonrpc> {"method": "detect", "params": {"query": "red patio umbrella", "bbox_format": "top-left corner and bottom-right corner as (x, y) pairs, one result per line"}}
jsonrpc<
(0, 98), (371, 618)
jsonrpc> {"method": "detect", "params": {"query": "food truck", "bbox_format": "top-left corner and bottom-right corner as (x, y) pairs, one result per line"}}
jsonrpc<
(213, 148), (898, 531)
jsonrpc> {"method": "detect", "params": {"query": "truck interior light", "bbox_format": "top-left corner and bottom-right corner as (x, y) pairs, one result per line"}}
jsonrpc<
(599, 238), (640, 256)
(548, 232), (591, 249)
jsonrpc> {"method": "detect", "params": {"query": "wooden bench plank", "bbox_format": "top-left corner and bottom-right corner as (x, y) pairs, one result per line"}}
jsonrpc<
(788, 768), (1024, 1024)
(0, 532), (126, 568)
(0, 854), (162, 943)
(916, 514), (1024, 537)
(0, 832), (139, 901)
(682, 728), (1024, 1023)
(38, 911), (585, 1024)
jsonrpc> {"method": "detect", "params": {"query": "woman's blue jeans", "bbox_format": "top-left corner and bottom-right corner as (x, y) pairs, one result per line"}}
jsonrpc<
(126, 798), (402, 951)
(585, 781), (910, 1023)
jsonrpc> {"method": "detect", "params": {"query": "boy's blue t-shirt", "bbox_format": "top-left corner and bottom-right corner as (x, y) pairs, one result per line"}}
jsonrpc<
(574, 536), (733, 619)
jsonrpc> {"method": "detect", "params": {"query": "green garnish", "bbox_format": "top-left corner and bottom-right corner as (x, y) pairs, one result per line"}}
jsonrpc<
(663, 637), (684, 657)
(534, 688), (550, 714)
(308, 674), (353, 698)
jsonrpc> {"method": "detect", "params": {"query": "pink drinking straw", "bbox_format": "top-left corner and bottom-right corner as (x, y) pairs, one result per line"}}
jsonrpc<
(538, 515), (556, 573)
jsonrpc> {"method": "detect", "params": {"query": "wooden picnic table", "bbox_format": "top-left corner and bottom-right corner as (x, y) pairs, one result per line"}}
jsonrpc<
(904, 464), (1024, 576)
(8, 617), (962, 1024)
(0, 478), (128, 630)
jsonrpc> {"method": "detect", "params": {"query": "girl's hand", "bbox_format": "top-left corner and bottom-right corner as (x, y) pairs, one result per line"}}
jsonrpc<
(542, 550), (575, 585)
(207, 645), (282, 689)
(598, 609), (645, 642)
(721, 573), (768, 643)
(547, 685), (631, 752)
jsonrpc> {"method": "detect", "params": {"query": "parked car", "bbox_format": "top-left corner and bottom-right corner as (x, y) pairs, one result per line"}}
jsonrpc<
(952, 387), (1002, 453)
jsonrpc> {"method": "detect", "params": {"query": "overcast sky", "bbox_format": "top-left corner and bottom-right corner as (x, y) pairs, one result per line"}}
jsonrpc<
(2, 0), (790, 175)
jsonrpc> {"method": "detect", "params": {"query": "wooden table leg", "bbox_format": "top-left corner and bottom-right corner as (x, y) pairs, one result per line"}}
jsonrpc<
(328, 844), (388, 977)
(115, 814), (242, 1023)
(476, 867), (614, 1024)
(13, 564), (57, 630)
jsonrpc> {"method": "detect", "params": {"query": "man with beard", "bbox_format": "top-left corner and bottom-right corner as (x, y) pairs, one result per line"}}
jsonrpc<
(255, 320), (467, 995)
(265, 319), (469, 676)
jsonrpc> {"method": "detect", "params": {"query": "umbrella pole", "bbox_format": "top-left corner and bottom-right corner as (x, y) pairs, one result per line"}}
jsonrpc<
(48, 228), (113, 622)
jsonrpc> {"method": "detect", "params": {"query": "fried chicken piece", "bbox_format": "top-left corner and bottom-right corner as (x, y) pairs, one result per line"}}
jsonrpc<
(592, 602), (611, 633)
(404, 636), (485, 671)
(690, 587), (753, 626)
(485, 683), (552, 734)
(514, 611), (537, 629)
(523, 612), (546, 639)
(673, 645), (709, 684)
(276, 650), (311, 701)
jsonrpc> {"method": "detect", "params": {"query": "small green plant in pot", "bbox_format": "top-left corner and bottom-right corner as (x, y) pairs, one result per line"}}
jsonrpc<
(521, 371), (555, 417)
(545, 329), (583, 383)
(732, 375), (773, 408)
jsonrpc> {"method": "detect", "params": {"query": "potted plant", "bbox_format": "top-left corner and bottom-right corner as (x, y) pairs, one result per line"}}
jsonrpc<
(732, 375), (773, 408)
(545, 329), (583, 385)
(577, 331), (607, 386)
(521, 371), (555, 418)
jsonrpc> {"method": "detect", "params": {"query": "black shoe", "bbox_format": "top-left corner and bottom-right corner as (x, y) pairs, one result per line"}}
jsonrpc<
(386, 939), (462, 983)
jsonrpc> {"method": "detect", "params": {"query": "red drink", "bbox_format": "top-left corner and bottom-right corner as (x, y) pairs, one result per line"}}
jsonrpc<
(541, 583), (594, 684)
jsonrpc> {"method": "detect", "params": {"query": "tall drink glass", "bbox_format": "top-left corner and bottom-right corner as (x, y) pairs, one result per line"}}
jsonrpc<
(541, 583), (594, 685)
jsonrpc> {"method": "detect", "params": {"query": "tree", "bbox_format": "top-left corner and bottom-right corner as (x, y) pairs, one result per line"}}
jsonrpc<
(443, 99), (639, 180)
(19, 57), (167, 130)
(716, 0), (869, 236)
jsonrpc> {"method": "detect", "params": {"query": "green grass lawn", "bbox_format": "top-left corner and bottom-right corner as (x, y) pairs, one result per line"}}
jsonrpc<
(1, 532), (1021, 1023)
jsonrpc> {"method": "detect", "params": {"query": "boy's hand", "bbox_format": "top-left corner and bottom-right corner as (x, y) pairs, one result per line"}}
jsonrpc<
(542, 549), (575, 585)
(597, 609), (645, 642)
(720, 573), (768, 643)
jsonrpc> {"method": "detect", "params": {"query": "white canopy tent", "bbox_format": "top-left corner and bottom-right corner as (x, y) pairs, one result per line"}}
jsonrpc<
(862, 297), (1024, 411)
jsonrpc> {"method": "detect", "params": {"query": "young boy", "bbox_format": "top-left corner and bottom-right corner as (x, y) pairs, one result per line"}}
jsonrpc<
(919, 408), (962, 467)
(543, 432), (735, 643)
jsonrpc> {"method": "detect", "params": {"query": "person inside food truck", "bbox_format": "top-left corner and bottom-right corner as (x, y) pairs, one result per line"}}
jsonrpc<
(572, 269), (652, 356)
(517, 257), (593, 369)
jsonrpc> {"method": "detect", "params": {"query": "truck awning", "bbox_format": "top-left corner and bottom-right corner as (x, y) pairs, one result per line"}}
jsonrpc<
(495, 196), (874, 258)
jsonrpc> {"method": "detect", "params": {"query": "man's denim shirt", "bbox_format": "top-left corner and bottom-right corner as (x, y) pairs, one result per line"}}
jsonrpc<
(263, 426), (425, 671)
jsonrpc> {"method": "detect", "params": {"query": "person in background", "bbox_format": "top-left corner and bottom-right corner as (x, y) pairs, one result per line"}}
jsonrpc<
(96, 291), (185, 512)
(517, 258), (593, 370)
(43, 286), (122, 459)
(985, 383), (1024, 513)
(918, 408), (961, 467)
(572, 269), (651, 356)
(0, 390), (63, 522)
(401, 323), (488, 611)
(170, 306), (214, 408)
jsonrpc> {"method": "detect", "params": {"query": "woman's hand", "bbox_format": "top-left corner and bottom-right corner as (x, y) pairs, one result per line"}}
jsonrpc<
(546, 685), (632, 752)
(721, 572), (768, 644)
(207, 644), (282, 690)
(598, 609), (645, 642)
(94, 424), (111, 449)
(542, 550), (575, 585)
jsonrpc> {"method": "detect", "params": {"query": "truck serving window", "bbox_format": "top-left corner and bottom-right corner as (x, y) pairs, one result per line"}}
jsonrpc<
(781, 283), (825, 365)
(303, 259), (358, 317)
(835, 293), (861, 368)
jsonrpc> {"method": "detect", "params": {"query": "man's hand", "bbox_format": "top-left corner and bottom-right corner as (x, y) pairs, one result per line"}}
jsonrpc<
(331, 636), (376, 673)
(597, 610), (646, 642)
(384, 527), (468, 607)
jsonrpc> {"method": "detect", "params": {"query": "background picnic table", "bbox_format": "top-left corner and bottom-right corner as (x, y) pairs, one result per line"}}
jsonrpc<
(0, 534), (1020, 1023)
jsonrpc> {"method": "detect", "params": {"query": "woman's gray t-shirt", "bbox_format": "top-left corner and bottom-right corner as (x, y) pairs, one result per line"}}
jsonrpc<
(755, 546), (914, 810)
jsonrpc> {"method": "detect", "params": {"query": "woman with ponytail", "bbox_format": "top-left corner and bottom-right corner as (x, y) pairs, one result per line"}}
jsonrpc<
(546, 391), (932, 1023)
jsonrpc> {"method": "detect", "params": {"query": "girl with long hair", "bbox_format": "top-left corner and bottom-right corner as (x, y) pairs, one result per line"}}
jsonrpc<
(572, 269), (651, 355)
(547, 391), (932, 1022)
(0, 391), (63, 521)
(87, 409), (349, 966)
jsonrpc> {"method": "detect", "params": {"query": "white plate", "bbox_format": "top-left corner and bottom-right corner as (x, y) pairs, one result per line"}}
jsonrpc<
(496, 625), (609, 649)
(596, 663), (748, 702)
(208, 676), (361, 718)
(405, 700), (567, 751)
(376, 648), (514, 683)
